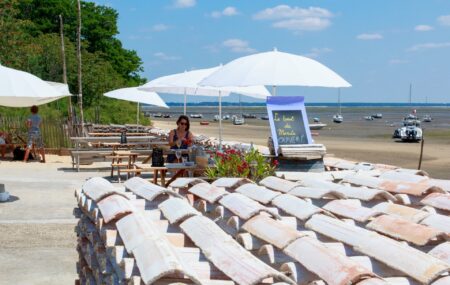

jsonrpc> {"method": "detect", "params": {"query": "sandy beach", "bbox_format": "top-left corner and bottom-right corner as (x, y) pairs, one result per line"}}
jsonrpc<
(152, 115), (450, 179)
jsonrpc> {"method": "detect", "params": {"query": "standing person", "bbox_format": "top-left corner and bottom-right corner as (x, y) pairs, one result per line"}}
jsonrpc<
(167, 115), (194, 163)
(24, 105), (45, 163)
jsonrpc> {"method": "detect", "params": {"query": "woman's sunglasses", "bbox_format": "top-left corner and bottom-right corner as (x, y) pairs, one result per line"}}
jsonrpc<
(179, 122), (187, 126)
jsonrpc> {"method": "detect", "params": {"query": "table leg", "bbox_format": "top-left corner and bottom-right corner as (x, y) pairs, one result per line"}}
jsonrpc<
(161, 170), (166, 186)
(153, 170), (158, 184)
(164, 169), (184, 188)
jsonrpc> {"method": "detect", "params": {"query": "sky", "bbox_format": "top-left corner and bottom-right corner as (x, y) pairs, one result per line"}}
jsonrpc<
(91, 0), (450, 103)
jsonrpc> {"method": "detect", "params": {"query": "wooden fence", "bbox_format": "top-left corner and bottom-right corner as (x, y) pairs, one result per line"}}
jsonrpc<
(0, 116), (72, 149)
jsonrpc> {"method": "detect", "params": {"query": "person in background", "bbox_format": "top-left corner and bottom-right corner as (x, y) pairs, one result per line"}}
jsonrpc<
(24, 105), (45, 163)
(167, 115), (194, 163)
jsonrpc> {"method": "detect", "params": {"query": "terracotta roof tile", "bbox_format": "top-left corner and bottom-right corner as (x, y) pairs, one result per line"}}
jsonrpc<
(235, 183), (280, 204)
(323, 199), (382, 222)
(366, 215), (447, 246)
(96, 194), (134, 223)
(188, 183), (229, 204)
(242, 215), (305, 249)
(125, 177), (184, 201)
(305, 214), (450, 284)
(428, 242), (450, 264)
(259, 176), (299, 193)
(180, 216), (295, 285)
(421, 193), (450, 212)
(272, 194), (324, 221)
(211, 178), (253, 190)
(284, 237), (375, 285)
(219, 193), (280, 220)
(288, 186), (345, 199)
(372, 202), (430, 223)
(83, 177), (129, 202)
(158, 198), (200, 224)
(420, 214), (450, 235)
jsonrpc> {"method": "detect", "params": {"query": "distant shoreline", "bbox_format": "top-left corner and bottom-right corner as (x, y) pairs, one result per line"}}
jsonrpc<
(148, 102), (450, 108)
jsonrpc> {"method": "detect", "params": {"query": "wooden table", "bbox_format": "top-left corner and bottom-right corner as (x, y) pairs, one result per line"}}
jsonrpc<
(132, 163), (211, 187)
(107, 151), (139, 182)
(70, 136), (168, 171)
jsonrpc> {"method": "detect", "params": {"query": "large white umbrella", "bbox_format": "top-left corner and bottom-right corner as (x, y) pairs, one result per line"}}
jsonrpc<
(200, 49), (351, 93)
(104, 87), (168, 125)
(139, 66), (270, 146)
(0, 64), (71, 107)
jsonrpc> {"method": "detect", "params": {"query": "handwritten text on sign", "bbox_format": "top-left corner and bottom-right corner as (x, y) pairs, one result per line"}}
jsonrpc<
(272, 110), (308, 145)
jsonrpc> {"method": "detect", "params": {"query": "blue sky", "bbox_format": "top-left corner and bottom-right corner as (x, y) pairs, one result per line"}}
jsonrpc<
(92, 0), (450, 103)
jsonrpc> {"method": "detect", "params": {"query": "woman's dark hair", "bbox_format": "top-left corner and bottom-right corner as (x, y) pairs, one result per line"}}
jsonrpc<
(30, 105), (38, 114)
(176, 115), (190, 131)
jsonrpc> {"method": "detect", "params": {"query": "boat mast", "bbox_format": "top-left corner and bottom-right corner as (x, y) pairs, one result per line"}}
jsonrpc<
(338, 88), (341, 114)
(409, 83), (412, 105)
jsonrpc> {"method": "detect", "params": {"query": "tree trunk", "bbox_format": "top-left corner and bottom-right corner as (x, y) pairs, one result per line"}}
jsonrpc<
(59, 14), (73, 124)
(76, 0), (84, 135)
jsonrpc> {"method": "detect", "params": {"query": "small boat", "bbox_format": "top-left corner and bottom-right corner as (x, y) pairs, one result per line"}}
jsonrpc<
(313, 117), (321, 123)
(190, 114), (203, 119)
(223, 115), (230, 120)
(393, 112), (423, 142)
(261, 115), (269, 120)
(199, 121), (210, 126)
(309, 123), (327, 130)
(364, 116), (374, 121)
(333, 114), (343, 123)
(163, 114), (171, 118)
(423, 115), (432, 122)
(153, 113), (162, 118)
(242, 113), (257, 119)
(372, 113), (383, 119)
(333, 89), (343, 123)
(232, 115), (245, 125)
(213, 115), (220, 121)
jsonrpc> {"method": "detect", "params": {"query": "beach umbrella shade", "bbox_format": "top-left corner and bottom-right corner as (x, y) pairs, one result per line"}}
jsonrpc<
(104, 87), (169, 125)
(0, 64), (71, 107)
(200, 49), (351, 93)
(139, 66), (270, 146)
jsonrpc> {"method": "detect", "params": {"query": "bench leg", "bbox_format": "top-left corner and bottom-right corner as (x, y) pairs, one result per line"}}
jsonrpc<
(110, 157), (115, 177)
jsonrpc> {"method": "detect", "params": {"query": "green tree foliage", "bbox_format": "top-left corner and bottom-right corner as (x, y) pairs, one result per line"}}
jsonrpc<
(0, 0), (149, 125)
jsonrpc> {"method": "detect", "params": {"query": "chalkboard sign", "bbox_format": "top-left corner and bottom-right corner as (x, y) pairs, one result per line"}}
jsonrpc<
(272, 110), (308, 145)
(266, 96), (312, 155)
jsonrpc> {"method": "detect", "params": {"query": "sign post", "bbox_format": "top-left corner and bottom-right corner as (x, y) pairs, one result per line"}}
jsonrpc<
(266, 96), (312, 156)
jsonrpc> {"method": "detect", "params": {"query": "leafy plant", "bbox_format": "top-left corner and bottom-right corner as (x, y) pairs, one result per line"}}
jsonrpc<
(206, 148), (278, 182)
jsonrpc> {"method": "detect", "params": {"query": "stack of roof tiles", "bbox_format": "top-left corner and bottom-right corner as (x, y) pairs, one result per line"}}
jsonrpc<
(74, 159), (450, 285)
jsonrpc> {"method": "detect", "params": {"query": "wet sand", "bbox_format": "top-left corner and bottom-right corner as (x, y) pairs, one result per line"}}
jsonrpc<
(152, 118), (450, 179)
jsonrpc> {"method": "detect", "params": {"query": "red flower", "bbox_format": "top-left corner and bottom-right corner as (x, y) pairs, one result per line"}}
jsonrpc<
(272, 159), (279, 167)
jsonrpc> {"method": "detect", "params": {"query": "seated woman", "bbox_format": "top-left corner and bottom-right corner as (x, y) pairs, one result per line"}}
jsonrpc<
(167, 115), (194, 163)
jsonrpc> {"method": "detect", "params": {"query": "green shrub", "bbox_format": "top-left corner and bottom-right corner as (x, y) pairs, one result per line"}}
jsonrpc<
(206, 148), (277, 182)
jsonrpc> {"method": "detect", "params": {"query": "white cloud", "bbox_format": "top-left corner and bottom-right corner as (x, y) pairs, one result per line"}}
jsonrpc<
(222, 39), (256, 53)
(173, 0), (196, 9)
(407, 42), (450, 52)
(273, 18), (331, 31)
(152, 24), (169, 32)
(153, 52), (181, 60)
(253, 5), (333, 32)
(302, 47), (332, 58)
(437, 15), (450, 26)
(356, 33), (383, 40)
(210, 6), (239, 18)
(389, 59), (409, 65)
(414, 25), (433, 32)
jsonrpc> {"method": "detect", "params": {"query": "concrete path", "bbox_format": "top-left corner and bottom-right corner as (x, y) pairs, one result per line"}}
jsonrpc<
(0, 156), (111, 285)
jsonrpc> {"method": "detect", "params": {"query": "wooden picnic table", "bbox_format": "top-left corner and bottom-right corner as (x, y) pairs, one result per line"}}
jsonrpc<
(70, 136), (168, 171)
(129, 163), (212, 187)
